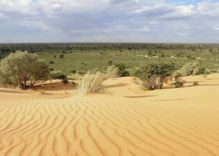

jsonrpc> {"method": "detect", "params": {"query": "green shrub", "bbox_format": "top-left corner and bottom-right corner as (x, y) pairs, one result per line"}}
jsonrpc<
(115, 63), (130, 77)
(59, 54), (64, 59)
(132, 67), (142, 78)
(71, 70), (76, 74)
(49, 61), (55, 64)
(172, 71), (184, 88)
(50, 68), (54, 71)
(50, 70), (67, 80)
(142, 76), (157, 90)
(174, 80), (184, 88)
(193, 66), (207, 75)
(62, 77), (69, 84)
(173, 71), (182, 80)
(0, 51), (49, 89)
(108, 60), (113, 66)
(177, 62), (207, 76)
(50, 70), (69, 84)
(195, 67), (206, 75)
(210, 69), (217, 73)
(137, 62), (175, 90)
(178, 62), (198, 76)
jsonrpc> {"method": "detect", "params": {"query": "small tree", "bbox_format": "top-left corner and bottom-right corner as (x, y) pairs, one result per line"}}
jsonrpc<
(0, 51), (50, 89)
(137, 62), (175, 90)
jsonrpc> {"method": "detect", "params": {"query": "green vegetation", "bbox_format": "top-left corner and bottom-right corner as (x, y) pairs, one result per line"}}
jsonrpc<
(172, 72), (184, 88)
(50, 70), (67, 80)
(135, 62), (175, 90)
(0, 43), (219, 92)
(0, 51), (49, 89)
(50, 70), (69, 84)
(1, 43), (219, 75)
(175, 62), (208, 76)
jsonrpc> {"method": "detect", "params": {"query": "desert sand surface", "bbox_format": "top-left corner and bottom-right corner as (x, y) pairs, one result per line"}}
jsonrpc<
(0, 74), (219, 156)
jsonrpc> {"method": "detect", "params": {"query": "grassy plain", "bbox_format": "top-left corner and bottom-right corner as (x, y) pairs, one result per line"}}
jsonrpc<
(1, 43), (219, 74)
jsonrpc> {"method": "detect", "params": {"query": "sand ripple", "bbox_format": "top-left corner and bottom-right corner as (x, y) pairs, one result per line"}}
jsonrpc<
(1, 76), (219, 156)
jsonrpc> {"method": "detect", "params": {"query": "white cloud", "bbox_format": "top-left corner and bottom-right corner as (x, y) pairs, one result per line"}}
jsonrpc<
(141, 26), (150, 32)
(213, 26), (219, 31)
(174, 5), (195, 16)
(0, 0), (219, 42)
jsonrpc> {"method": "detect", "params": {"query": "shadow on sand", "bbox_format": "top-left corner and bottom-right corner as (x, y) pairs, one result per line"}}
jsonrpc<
(105, 83), (128, 88)
(124, 95), (157, 98)
(153, 98), (187, 102)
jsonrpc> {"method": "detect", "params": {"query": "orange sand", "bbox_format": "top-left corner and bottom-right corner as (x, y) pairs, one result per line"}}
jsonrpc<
(0, 74), (219, 156)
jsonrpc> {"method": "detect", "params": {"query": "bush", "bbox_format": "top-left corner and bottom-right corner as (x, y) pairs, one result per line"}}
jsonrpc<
(71, 70), (76, 74)
(62, 77), (69, 84)
(137, 62), (175, 90)
(173, 71), (182, 80)
(174, 80), (184, 88)
(172, 71), (184, 88)
(59, 54), (64, 59)
(115, 63), (130, 77)
(79, 71), (107, 95)
(50, 70), (69, 84)
(177, 62), (197, 76)
(132, 67), (142, 78)
(0, 51), (49, 89)
(142, 76), (157, 90)
(50, 68), (54, 71)
(50, 70), (67, 80)
(49, 61), (55, 64)
(195, 67), (206, 75)
(177, 62), (207, 76)
(108, 60), (113, 66)
(192, 66), (207, 75)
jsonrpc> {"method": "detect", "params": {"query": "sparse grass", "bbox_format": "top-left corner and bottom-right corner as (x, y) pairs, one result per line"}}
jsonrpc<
(79, 71), (107, 95)
(106, 65), (119, 78)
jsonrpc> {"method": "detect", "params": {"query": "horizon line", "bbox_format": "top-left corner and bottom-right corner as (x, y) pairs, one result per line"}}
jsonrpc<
(1, 42), (219, 45)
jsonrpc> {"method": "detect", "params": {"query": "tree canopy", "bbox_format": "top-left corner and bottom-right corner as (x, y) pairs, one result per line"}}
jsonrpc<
(0, 51), (50, 89)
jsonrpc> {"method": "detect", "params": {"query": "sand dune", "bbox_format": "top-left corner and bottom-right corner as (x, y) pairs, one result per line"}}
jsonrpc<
(1, 75), (219, 156)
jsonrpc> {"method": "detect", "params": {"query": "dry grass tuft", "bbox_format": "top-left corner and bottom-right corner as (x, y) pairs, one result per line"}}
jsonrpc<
(79, 71), (107, 95)
(106, 65), (119, 78)
(79, 66), (119, 95)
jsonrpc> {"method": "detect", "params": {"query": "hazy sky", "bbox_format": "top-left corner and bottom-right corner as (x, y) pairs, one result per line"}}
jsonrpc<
(0, 0), (219, 43)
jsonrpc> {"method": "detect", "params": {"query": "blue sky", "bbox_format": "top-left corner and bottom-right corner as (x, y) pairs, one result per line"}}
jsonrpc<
(0, 0), (219, 43)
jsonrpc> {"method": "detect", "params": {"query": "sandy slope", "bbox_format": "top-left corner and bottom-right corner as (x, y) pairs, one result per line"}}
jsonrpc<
(0, 75), (219, 156)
